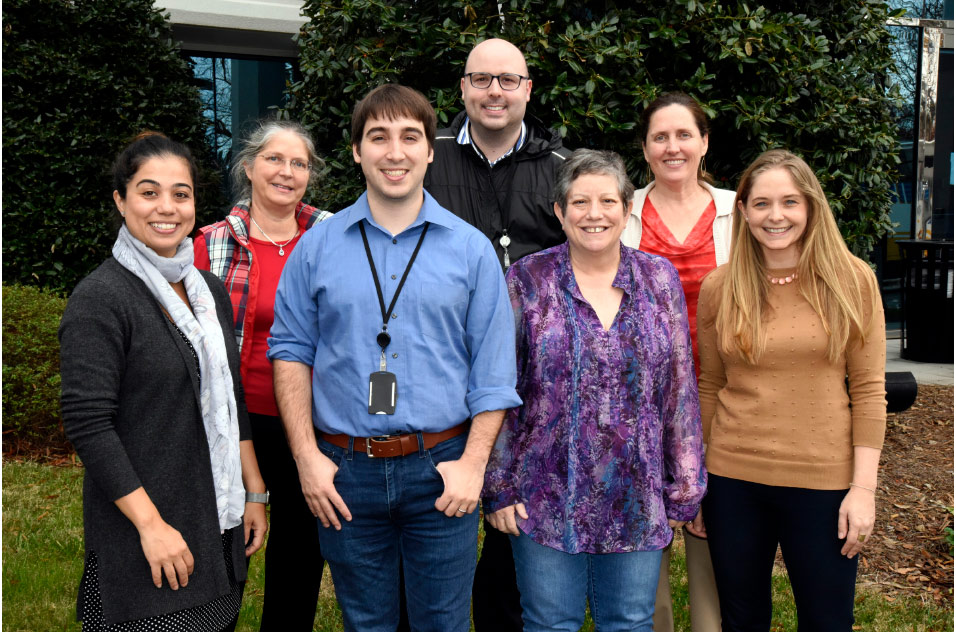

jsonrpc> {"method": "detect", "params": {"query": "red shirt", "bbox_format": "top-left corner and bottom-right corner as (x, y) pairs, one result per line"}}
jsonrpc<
(638, 197), (717, 374)
(244, 233), (302, 415)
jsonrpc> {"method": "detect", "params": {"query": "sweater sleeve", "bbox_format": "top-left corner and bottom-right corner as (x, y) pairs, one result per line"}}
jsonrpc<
(59, 277), (143, 502)
(846, 260), (887, 450)
(696, 268), (727, 444)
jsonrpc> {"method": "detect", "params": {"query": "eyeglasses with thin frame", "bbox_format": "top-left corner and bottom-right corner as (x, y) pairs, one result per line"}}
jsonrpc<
(464, 72), (529, 91)
(258, 154), (311, 173)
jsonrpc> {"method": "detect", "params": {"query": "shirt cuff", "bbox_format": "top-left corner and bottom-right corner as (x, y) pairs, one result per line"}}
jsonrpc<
(466, 388), (522, 418)
(664, 499), (703, 523)
(482, 488), (522, 514)
(266, 342), (315, 366)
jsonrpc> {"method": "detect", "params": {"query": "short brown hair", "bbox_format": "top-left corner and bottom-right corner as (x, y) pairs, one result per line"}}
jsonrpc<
(351, 84), (436, 150)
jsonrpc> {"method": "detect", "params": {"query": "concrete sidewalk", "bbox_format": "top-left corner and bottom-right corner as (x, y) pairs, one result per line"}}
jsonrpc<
(885, 338), (954, 386)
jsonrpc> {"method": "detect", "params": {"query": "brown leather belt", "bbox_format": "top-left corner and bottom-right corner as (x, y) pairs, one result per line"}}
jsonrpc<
(320, 421), (469, 458)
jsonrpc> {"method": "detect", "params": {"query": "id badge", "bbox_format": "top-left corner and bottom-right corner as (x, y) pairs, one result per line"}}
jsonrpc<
(368, 371), (397, 415)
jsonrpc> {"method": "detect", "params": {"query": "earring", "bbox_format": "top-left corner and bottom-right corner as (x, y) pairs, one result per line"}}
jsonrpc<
(699, 156), (708, 179)
(120, 212), (126, 218)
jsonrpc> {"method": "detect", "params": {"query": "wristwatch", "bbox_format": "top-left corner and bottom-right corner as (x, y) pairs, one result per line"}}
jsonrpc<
(245, 491), (270, 504)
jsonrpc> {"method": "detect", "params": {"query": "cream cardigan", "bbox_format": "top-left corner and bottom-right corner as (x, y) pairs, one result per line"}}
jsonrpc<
(621, 181), (736, 265)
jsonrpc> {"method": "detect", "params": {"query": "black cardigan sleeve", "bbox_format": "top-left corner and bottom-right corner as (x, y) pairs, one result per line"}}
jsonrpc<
(60, 268), (251, 500)
(59, 274), (143, 502)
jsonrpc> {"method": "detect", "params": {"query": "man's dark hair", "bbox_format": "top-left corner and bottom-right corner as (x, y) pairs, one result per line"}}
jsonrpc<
(351, 84), (437, 150)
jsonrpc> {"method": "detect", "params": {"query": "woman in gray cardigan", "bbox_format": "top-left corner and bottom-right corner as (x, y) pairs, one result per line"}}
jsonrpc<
(59, 133), (267, 631)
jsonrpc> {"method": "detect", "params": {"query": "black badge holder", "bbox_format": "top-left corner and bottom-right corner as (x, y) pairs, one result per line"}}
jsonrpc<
(369, 329), (396, 414)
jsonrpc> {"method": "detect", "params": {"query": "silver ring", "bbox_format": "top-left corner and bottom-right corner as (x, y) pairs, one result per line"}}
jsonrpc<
(457, 508), (467, 513)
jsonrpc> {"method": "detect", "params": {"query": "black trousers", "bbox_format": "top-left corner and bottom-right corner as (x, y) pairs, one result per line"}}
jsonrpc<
(703, 474), (860, 632)
(472, 517), (524, 631)
(250, 413), (325, 631)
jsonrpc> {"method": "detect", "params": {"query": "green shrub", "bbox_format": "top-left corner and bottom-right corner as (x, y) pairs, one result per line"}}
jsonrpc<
(2, 284), (69, 457)
(2, 0), (225, 295)
(288, 0), (902, 256)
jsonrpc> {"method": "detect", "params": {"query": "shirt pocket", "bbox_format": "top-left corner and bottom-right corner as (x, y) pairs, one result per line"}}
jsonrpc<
(418, 282), (469, 344)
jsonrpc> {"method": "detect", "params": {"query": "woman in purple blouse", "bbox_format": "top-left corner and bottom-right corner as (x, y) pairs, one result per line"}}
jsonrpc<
(483, 149), (707, 631)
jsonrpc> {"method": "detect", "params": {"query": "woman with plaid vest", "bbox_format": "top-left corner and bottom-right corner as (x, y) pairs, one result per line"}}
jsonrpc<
(194, 120), (331, 632)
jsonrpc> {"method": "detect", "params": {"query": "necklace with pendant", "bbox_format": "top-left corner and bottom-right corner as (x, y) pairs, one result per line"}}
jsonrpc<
(250, 215), (299, 256)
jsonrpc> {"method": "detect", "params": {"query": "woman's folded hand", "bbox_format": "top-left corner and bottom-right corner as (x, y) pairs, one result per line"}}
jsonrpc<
(486, 503), (529, 536)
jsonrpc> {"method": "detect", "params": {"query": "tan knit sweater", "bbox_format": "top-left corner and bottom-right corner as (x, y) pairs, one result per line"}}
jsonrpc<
(697, 263), (886, 490)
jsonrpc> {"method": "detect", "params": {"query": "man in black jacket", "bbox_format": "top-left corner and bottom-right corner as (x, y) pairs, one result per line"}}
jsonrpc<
(425, 37), (570, 271)
(424, 37), (569, 631)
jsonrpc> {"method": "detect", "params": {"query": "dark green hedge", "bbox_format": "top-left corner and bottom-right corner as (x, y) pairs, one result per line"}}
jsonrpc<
(288, 0), (902, 255)
(2, 0), (224, 294)
(2, 285), (69, 458)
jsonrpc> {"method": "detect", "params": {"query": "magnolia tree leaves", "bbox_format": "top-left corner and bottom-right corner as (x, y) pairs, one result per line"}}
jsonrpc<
(288, 0), (902, 256)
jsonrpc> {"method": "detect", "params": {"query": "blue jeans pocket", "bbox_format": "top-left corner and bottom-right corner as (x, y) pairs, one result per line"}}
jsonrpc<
(423, 432), (468, 494)
(425, 432), (466, 465)
(317, 440), (346, 483)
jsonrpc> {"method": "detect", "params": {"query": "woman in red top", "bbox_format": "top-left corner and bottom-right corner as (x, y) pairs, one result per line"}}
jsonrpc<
(620, 92), (732, 632)
(194, 120), (331, 632)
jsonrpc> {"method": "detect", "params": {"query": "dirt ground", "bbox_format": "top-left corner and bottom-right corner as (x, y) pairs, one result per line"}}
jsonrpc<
(856, 384), (954, 607)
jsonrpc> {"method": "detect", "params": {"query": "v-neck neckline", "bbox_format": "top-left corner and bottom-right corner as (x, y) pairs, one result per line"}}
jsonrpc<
(643, 196), (716, 249)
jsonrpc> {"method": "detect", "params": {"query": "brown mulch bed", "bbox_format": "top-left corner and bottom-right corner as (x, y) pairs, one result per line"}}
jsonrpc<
(2, 429), (74, 463)
(857, 384), (954, 607)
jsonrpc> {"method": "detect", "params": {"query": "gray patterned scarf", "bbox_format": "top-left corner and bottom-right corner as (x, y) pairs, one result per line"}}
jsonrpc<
(112, 224), (244, 531)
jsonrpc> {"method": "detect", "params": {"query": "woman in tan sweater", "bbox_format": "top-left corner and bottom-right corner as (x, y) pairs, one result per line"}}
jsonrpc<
(697, 149), (886, 631)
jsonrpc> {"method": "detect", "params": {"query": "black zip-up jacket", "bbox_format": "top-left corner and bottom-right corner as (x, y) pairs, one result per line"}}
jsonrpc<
(424, 111), (571, 268)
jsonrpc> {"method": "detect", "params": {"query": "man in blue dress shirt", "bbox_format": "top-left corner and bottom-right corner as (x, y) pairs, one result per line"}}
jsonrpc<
(268, 84), (521, 631)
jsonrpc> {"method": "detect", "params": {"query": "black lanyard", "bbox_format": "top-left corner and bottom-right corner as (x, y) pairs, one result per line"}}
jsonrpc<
(359, 220), (430, 351)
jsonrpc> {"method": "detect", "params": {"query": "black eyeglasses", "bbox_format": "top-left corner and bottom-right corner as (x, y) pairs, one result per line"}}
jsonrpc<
(464, 72), (529, 91)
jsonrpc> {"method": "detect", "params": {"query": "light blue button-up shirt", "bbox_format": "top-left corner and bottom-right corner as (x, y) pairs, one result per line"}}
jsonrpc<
(268, 190), (521, 436)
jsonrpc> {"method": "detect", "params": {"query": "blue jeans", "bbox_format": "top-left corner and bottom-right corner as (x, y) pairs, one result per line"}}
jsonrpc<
(510, 530), (662, 632)
(317, 432), (478, 632)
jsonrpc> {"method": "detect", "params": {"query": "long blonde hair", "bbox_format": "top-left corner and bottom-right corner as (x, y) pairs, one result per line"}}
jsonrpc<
(716, 149), (878, 363)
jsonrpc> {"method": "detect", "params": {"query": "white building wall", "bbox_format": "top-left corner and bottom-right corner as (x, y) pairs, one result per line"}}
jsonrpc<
(157, 0), (306, 33)
(155, 0), (307, 56)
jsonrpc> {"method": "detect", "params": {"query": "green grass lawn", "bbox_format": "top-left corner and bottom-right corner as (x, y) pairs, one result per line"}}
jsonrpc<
(3, 461), (952, 631)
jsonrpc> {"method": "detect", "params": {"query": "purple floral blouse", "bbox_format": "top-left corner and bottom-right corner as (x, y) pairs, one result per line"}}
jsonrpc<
(483, 242), (706, 554)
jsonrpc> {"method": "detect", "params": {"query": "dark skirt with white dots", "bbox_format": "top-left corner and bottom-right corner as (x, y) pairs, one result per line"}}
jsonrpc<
(79, 530), (244, 632)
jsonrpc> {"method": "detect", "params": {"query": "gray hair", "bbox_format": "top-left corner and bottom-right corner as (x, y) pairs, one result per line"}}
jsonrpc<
(553, 149), (635, 213)
(230, 119), (324, 202)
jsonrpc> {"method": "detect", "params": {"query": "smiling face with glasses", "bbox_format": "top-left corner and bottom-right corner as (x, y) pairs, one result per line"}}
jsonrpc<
(460, 39), (532, 139)
(244, 130), (312, 216)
